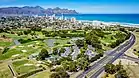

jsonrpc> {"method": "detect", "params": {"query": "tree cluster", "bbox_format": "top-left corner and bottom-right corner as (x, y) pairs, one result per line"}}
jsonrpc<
(85, 29), (104, 49)
(104, 62), (129, 78)
(37, 48), (49, 60)
(109, 32), (131, 48)
(50, 67), (69, 78)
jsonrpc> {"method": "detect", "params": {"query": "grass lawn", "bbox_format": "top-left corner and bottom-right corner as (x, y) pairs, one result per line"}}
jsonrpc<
(12, 59), (29, 67)
(100, 31), (123, 50)
(101, 31), (118, 45)
(44, 38), (71, 48)
(12, 59), (38, 75)
(0, 32), (30, 40)
(0, 62), (12, 78)
(16, 65), (37, 75)
(0, 49), (22, 60)
(28, 70), (51, 78)
(55, 38), (70, 45)
(42, 27), (53, 31)
(0, 40), (46, 60)
(0, 41), (13, 47)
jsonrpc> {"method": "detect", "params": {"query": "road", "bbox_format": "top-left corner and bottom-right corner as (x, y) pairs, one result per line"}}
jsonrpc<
(121, 55), (139, 63)
(76, 33), (135, 78)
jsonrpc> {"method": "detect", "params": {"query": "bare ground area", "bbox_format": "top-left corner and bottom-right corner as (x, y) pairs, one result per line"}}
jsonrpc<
(125, 65), (139, 78)
(0, 37), (13, 42)
(125, 32), (139, 58)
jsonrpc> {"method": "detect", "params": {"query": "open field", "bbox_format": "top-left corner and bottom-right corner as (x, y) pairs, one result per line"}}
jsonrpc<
(28, 70), (51, 78)
(132, 32), (139, 56)
(0, 41), (13, 47)
(0, 62), (12, 78)
(101, 31), (117, 45)
(100, 31), (122, 50)
(101, 73), (115, 78)
(125, 65), (139, 78)
(12, 59), (38, 75)
(0, 32), (29, 40)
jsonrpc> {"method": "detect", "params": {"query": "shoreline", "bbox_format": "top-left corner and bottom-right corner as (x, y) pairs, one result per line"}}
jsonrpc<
(78, 20), (139, 28)
(1, 14), (139, 28)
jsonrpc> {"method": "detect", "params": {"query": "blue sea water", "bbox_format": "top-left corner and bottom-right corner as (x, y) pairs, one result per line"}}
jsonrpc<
(59, 14), (139, 24)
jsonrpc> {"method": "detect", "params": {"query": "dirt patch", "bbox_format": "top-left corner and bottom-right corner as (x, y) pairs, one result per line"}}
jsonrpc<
(113, 59), (138, 65)
(0, 37), (13, 42)
(125, 65), (139, 78)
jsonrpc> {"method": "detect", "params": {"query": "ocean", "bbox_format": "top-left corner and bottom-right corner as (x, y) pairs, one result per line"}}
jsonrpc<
(59, 14), (139, 24)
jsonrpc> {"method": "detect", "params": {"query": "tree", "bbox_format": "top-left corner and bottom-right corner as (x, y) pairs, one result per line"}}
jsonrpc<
(38, 48), (49, 60)
(2, 47), (9, 54)
(50, 73), (60, 78)
(115, 69), (129, 78)
(115, 60), (123, 71)
(85, 30), (102, 49)
(104, 63), (116, 74)
(53, 47), (58, 55)
(61, 61), (70, 70)
(119, 28), (126, 32)
(53, 66), (70, 78)
(77, 57), (89, 70)
(59, 71), (69, 78)
(59, 48), (65, 54)
(69, 61), (77, 72)
(75, 39), (84, 47)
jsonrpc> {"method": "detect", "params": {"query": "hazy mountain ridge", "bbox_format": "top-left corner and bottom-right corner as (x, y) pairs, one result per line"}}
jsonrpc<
(0, 6), (78, 15)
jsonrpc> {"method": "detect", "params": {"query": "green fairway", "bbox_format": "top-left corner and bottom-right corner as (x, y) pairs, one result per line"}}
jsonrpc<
(12, 59), (38, 75)
(12, 59), (29, 67)
(101, 31), (117, 44)
(0, 41), (13, 47)
(28, 70), (51, 78)
(0, 49), (22, 60)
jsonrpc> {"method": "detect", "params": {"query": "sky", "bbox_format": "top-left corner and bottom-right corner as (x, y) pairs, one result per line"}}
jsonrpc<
(0, 0), (139, 14)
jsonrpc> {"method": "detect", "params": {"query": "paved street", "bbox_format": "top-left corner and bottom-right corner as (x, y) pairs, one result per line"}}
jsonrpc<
(77, 33), (135, 78)
(121, 55), (139, 63)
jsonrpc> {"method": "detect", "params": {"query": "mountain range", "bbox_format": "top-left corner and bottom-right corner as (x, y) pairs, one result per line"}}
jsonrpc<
(0, 6), (78, 15)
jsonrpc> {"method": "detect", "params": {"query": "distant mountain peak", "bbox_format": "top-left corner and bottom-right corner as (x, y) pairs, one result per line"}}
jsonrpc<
(54, 7), (61, 10)
(34, 6), (44, 9)
(0, 6), (78, 15)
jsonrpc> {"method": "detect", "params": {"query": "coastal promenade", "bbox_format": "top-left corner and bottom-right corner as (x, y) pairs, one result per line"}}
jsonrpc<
(76, 33), (135, 78)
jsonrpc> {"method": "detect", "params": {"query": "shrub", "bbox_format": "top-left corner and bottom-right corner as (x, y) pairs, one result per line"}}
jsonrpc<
(2, 47), (10, 54)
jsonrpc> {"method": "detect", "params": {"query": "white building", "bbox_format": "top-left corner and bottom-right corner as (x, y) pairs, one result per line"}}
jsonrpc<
(50, 14), (56, 20)
(71, 17), (76, 23)
(92, 20), (102, 26)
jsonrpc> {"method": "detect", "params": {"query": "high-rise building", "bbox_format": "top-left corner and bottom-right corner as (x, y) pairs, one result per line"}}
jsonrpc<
(71, 17), (76, 23)
(64, 17), (67, 20)
(50, 14), (56, 20)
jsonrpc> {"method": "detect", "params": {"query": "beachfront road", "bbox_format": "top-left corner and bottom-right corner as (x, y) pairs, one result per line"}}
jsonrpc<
(76, 33), (135, 78)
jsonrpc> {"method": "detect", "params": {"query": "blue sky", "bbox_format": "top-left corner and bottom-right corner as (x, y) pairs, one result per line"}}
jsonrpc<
(0, 0), (139, 13)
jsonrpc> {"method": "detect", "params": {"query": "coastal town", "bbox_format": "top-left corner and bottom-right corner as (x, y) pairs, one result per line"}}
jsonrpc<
(0, 13), (139, 78)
